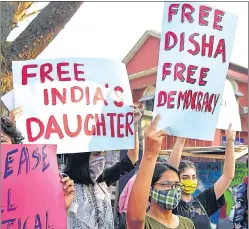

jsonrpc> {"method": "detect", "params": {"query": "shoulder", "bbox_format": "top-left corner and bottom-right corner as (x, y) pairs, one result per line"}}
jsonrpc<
(178, 216), (195, 227)
(196, 185), (216, 202)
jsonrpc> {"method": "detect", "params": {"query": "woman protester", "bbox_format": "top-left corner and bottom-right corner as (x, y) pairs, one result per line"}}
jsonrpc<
(127, 115), (195, 229)
(1, 116), (75, 211)
(64, 105), (142, 229)
(168, 124), (236, 229)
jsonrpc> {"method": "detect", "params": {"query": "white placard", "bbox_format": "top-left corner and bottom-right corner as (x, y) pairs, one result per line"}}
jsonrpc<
(216, 80), (242, 131)
(12, 58), (134, 154)
(1, 90), (14, 111)
(153, 2), (238, 140)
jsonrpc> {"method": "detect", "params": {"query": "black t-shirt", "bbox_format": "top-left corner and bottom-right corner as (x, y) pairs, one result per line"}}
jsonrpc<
(173, 185), (225, 229)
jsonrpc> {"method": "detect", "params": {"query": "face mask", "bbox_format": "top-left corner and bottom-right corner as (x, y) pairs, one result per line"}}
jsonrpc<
(181, 179), (198, 195)
(89, 156), (106, 182)
(151, 188), (181, 210)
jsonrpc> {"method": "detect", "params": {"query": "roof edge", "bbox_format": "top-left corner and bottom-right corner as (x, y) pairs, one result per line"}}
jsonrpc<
(122, 30), (161, 64)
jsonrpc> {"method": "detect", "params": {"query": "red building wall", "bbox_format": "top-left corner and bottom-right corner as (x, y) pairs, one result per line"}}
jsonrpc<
(126, 37), (160, 75)
(126, 34), (248, 149)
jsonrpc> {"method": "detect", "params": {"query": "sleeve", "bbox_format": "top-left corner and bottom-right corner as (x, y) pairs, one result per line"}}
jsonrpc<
(233, 183), (248, 226)
(97, 155), (136, 186)
(196, 185), (225, 216)
(118, 181), (129, 213)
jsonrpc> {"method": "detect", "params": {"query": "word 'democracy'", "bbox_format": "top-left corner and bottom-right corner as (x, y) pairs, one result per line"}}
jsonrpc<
(1, 144), (66, 229)
(12, 58), (134, 153)
(154, 2), (237, 140)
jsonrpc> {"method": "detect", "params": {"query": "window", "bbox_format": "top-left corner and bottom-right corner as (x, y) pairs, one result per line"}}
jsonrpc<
(139, 86), (156, 112)
(145, 99), (154, 111)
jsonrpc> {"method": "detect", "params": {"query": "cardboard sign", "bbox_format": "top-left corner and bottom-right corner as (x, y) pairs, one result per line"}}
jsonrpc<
(216, 80), (242, 131)
(1, 144), (66, 229)
(153, 2), (237, 140)
(1, 90), (14, 111)
(12, 58), (134, 153)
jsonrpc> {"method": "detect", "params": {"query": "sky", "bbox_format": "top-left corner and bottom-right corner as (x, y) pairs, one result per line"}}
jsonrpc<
(8, 1), (249, 68)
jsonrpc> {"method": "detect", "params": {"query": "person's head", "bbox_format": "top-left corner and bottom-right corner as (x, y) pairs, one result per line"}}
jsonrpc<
(149, 157), (183, 211)
(178, 160), (198, 195)
(1, 116), (24, 144)
(64, 151), (105, 185)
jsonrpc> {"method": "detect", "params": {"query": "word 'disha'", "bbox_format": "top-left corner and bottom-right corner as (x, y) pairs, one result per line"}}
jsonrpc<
(27, 112), (134, 142)
(165, 4), (226, 63)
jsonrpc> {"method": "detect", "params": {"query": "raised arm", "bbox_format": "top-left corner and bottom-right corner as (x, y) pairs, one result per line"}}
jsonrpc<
(168, 137), (186, 169)
(97, 106), (142, 186)
(127, 115), (167, 229)
(127, 106), (142, 165)
(214, 124), (236, 199)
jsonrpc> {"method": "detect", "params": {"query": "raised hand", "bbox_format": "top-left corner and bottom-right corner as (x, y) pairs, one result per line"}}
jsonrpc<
(9, 106), (23, 125)
(61, 176), (75, 209)
(131, 104), (142, 124)
(144, 115), (167, 159)
(225, 123), (236, 143)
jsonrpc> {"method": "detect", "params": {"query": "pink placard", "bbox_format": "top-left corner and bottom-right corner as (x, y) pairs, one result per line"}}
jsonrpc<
(1, 144), (67, 229)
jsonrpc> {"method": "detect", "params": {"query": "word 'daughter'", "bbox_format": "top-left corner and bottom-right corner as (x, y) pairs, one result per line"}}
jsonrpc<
(26, 112), (134, 142)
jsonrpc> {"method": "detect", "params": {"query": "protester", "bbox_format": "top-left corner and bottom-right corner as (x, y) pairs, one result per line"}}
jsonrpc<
(1, 116), (75, 210)
(127, 115), (195, 229)
(168, 124), (236, 229)
(119, 174), (137, 229)
(233, 158), (248, 229)
(119, 137), (187, 229)
(64, 106), (142, 229)
(1, 116), (24, 144)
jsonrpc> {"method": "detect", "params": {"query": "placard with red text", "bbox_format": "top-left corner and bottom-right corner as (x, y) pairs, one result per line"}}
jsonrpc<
(12, 58), (134, 153)
(1, 144), (67, 229)
(153, 2), (237, 140)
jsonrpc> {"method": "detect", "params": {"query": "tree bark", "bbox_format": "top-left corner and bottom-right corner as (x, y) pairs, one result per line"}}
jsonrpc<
(1, 1), (83, 97)
(1, 2), (33, 42)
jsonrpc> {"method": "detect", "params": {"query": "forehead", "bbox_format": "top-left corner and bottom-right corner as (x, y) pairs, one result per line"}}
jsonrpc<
(158, 170), (179, 183)
(180, 167), (196, 176)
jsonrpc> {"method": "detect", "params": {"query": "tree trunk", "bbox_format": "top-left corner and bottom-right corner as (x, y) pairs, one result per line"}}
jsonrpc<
(1, 1), (83, 97)
(1, 2), (33, 42)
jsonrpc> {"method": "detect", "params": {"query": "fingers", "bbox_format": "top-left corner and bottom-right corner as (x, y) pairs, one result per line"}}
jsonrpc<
(63, 179), (74, 191)
(151, 115), (160, 129)
(155, 130), (167, 138)
(65, 186), (75, 195)
(130, 104), (138, 109)
(228, 123), (232, 131)
(132, 108), (141, 114)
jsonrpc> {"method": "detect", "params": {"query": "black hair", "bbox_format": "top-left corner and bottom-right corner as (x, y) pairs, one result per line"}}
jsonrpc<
(57, 157), (63, 166)
(64, 152), (94, 185)
(178, 160), (197, 176)
(1, 117), (24, 144)
(151, 156), (179, 187)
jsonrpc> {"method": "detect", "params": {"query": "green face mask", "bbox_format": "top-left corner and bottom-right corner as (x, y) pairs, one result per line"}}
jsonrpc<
(181, 179), (197, 195)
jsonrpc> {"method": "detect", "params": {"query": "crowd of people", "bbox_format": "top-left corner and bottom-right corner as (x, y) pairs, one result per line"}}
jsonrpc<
(1, 106), (248, 229)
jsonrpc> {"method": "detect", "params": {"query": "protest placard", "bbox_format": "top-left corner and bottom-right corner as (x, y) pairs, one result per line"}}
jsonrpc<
(216, 79), (242, 131)
(1, 144), (66, 229)
(12, 58), (134, 153)
(153, 2), (238, 140)
(1, 89), (14, 111)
